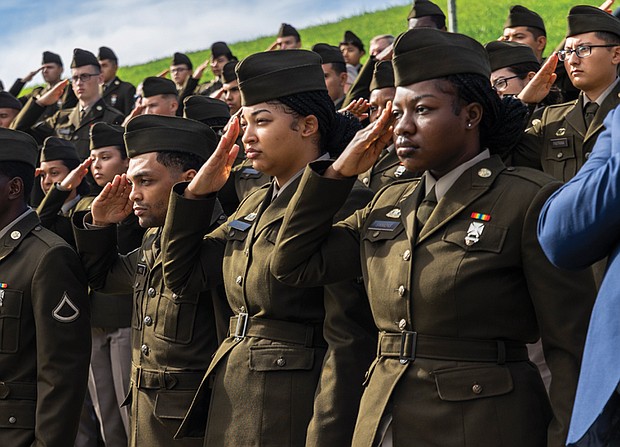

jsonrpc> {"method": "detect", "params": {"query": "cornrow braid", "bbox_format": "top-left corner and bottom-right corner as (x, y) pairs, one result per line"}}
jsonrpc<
(274, 90), (362, 156)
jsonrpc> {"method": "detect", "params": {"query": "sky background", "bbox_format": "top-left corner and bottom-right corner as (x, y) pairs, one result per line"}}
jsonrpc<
(0, 0), (408, 89)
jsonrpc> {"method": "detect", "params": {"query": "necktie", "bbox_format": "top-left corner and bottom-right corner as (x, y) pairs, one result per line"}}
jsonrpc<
(416, 186), (437, 228)
(584, 102), (599, 129)
(79, 108), (86, 122)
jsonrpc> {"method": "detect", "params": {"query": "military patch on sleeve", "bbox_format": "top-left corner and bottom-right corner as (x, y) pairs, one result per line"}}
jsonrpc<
(52, 292), (80, 323)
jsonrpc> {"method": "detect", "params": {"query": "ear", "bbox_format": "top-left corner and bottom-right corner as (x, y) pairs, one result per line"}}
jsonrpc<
(300, 114), (319, 138)
(536, 36), (547, 53)
(8, 177), (23, 200)
(170, 100), (179, 114)
(611, 45), (620, 65)
(525, 71), (536, 83)
(339, 72), (348, 88)
(181, 169), (198, 182)
(463, 102), (483, 129)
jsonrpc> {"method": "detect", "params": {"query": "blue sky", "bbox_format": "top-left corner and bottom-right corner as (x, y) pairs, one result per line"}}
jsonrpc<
(1, 0), (408, 88)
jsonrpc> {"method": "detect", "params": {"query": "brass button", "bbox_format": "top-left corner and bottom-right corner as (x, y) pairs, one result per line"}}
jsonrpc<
(8, 416), (16, 424)
(144, 316), (153, 326)
(585, 152), (591, 160)
(398, 319), (407, 330)
(72, 135), (79, 140)
(472, 383), (483, 394)
(556, 152), (563, 158)
(398, 285), (406, 297)
(276, 357), (286, 367)
(403, 250), (411, 261)
(372, 231), (380, 237)
(141, 344), (149, 355)
(147, 288), (156, 298)
(172, 293), (178, 299)
(362, 178), (369, 186)
(236, 276), (243, 285)
(244, 248), (249, 256)
(229, 230), (236, 237)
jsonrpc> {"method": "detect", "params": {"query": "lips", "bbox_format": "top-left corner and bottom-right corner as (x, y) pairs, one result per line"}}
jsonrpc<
(133, 206), (147, 216)
(245, 147), (260, 159)
(395, 136), (419, 158)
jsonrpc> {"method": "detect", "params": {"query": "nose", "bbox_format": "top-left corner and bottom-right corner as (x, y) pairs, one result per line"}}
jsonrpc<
(393, 112), (413, 137)
(128, 184), (139, 202)
(241, 123), (256, 146)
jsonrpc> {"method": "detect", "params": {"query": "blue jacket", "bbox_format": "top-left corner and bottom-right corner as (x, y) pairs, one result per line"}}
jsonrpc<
(538, 105), (620, 445)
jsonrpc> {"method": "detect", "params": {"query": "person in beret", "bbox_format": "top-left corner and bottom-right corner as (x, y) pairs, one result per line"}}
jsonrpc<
(0, 91), (22, 128)
(270, 27), (596, 447)
(141, 76), (179, 117)
(407, 0), (447, 30)
(502, 5), (547, 62)
(340, 30), (366, 89)
(168, 52), (207, 112)
(197, 42), (237, 97)
(98, 46), (136, 115)
(0, 128), (91, 447)
(72, 114), (225, 447)
(268, 22), (302, 50)
(486, 41), (541, 99)
(162, 49), (375, 446)
(313, 43), (349, 109)
(219, 61), (241, 115)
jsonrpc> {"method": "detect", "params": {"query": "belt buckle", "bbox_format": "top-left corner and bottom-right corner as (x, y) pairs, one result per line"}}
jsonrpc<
(234, 312), (249, 340)
(399, 331), (417, 364)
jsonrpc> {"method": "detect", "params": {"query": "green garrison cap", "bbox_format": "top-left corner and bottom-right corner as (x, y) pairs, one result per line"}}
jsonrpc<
(211, 41), (234, 59)
(71, 48), (100, 69)
(370, 60), (395, 92)
(42, 51), (62, 66)
(183, 96), (230, 122)
(0, 128), (38, 168)
(98, 46), (117, 62)
(0, 92), (22, 111)
(124, 114), (217, 159)
(278, 23), (300, 39)
(90, 122), (125, 151)
(484, 41), (539, 71)
(142, 77), (178, 98)
(393, 28), (490, 86)
(340, 30), (365, 52)
(221, 61), (238, 83)
(236, 50), (326, 106)
(567, 5), (620, 38)
(172, 52), (193, 69)
(407, 0), (445, 20)
(40, 137), (79, 162)
(504, 5), (546, 33)
(312, 43), (345, 65)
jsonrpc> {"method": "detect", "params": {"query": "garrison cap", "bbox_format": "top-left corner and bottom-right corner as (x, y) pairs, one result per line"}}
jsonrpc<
(90, 122), (125, 151)
(124, 114), (216, 159)
(71, 48), (100, 69)
(98, 46), (118, 62)
(278, 23), (300, 40)
(340, 30), (365, 52)
(407, 0), (445, 20)
(236, 50), (326, 106)
(0, 92), (22, 111)
(211, 41), (234, 59)
(370, 61), (395, 92)
(142, 77), (178, 98)
(183, 96), (230, 123)
(484, 41), (539, 71)
(312, 43), (346, 65)
(393, 28), (490, 86)
(41, 137), (80, 162)
(222, 61), (238, 83)
(504, 5), (546, 33)
(0, 128), (38, 168)
(172, 52), (193, 69)
(567, 5), (620, 38)
(42, 51), (63, 66)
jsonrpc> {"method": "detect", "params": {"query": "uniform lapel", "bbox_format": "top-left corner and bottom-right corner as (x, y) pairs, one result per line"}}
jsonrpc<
(373, 147), (402, 175)
(78, 100), (105, 129)
(397, 179), (424, 247)
(564, 94), (587, 138)
(0, 211), (39, 262)
(254, 177), (303, 237)
(585, 82), (620, 143)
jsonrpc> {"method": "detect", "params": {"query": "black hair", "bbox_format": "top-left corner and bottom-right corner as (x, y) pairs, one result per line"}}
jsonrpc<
(505, 61), (541, 79)
(271, 90), (362, 156)
(60, 159), (91, 196)
(526, 26), (547, 39)
(437, 73), (528, 158)
(0, 161), (35, 200)
(330, 61), (347, 76)
(412, 14), (446, 30)
(595, 31), (620, 45)
(156, 151), (207, 173)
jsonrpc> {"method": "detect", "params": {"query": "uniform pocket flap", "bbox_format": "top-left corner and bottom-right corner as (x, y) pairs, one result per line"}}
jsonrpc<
(225, 221), (251, 242)
(0, 400), (35, 429)
(442, 220), (507, 253)
(154, 390), (195, 419)
(362, 219), (405, 242)
(433, 364), (513, 402)
(0, 290), (23, 319)
(545, 136), (575, 161)
(249, 345), (314, 372)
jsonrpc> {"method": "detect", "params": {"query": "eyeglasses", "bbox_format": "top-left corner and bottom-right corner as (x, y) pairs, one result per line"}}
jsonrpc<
(492, 75), (521, 92)
(557, 44), (619, 61)
(170, 67), (188, 74)
(70, 73), (99, 83)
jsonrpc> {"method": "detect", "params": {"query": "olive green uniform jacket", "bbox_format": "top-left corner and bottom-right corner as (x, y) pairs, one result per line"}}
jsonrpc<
(358, 145), (418, 193)
(102, 76), (136, 116)
(163, 176), (375, 446)
(271, 157), (596, 447)
(514, 83), (620, 182)
(73, 210), (226, 447)
(217, 158), (270, 216)
(0, 210), (91, 447)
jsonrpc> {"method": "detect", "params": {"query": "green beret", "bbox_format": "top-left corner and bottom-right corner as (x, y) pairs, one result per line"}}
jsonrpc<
(407, 0), (445, 20)
(504, 5), (546, 33)
(370, 61), (395, 91)
(42, 51), (62, 66)
(567, 5), (620, 38)
(312, 43), (345, 65)
(172, 52), (193, 70)
(211, 41), (234, 59)
(236, 50), (326, 106)
(41, 137), (79, 163)
(0, 128), (38, 168)
(0, 92), (22, 111)
(142, 77), (178, 98)
(71, 48), (100, 69)
(484, 41), (540, 71)
(340, 30), (365, 52)
(183, 96), (230, 122)
(278, 23), (300, 39)
(90, 123), (125, 151)
(393, 28), (490, 86)
(124, 114), (217, 159)
(222, 61), (238, 84)
(98, 46), (117, 62)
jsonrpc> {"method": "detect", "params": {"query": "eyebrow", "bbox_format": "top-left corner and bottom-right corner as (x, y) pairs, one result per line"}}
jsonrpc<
(412, 94), (436, 102)
(128, 170), (153, 180)
(250, 109), (272, 117)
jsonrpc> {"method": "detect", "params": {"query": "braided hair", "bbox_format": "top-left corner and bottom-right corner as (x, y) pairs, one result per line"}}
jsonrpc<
(269, 90), (362, 156)
(437, 73), (528, 159)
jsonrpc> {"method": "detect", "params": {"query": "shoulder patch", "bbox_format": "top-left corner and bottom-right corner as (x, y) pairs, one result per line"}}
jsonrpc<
(52, 292), (80, 323)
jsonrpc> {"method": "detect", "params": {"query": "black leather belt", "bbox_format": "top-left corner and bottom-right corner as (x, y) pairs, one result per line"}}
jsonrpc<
(0, 381), (37, 401)
(378, 331), (529, 365)
(229, 315), (327, 348)
(132, 367), (205, 390)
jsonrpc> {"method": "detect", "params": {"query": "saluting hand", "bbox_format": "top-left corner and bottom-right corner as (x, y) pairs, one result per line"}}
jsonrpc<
(339, 98), (370, 121)
(21, 66), (43, 83)
(518, 54), (558, 105)
(91, 174), (133, 226)
(326, 101), (394, 179)
(36, 79), (69, 107)
(123, 102), (145, 126)
(185, 116), (240, 198)
(58, 158), (92, 192)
